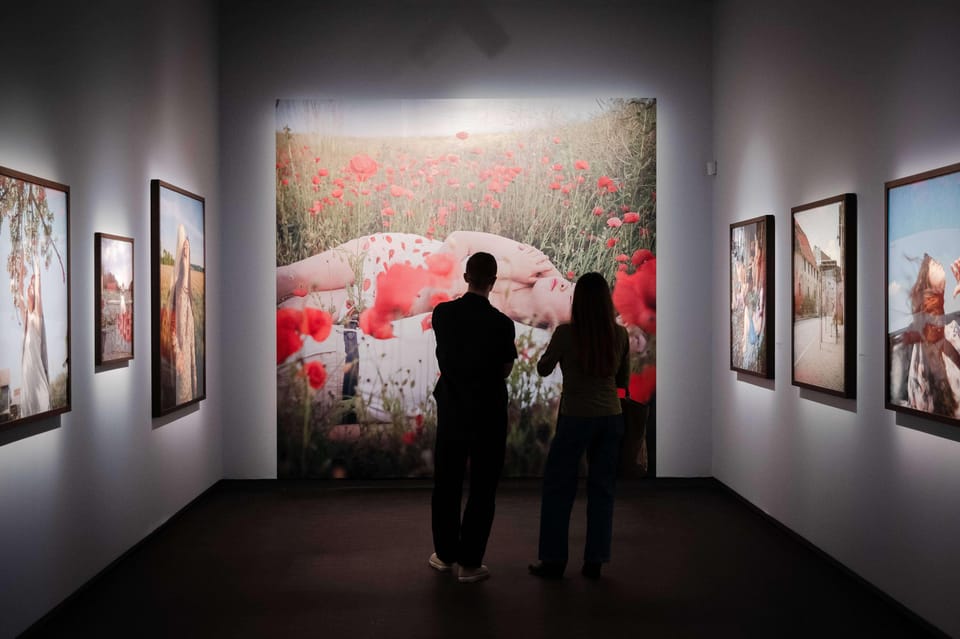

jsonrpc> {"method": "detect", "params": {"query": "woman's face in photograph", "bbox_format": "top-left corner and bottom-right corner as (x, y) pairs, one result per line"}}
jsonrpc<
(928, 258), (946, 293)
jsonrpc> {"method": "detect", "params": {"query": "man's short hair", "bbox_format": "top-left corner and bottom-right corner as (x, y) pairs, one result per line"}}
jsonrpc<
(465, 252), (498, 287)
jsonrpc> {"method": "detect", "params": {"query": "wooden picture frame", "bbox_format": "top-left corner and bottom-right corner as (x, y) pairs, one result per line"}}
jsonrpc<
(0, 165), (71, 428)
(791, 194), (856, 397)
(730, 215), (774, 378)
(886, 162), (960, 426)
(151, 179), (206, 417)
(95, 233), (134, 366)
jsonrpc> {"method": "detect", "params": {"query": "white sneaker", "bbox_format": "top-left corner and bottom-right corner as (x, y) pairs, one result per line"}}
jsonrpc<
(429, 552), (454, 572)
(458, 564), (490, 583)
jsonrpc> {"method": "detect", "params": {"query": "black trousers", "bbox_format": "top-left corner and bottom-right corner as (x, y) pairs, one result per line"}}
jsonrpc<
(431, 425), (506, 568)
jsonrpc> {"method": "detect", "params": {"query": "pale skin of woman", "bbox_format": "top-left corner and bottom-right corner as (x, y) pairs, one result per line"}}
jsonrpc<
(276, 230), (574, 329)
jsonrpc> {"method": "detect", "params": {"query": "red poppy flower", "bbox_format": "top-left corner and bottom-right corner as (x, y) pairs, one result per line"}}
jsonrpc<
(616, 254), (629, 262)
(456, 131), (469, 140)
(331, 189), (343, 199)
(421, 314), (433, 332)
(607, 218), (623, 228)
(348, 154), (378, 181)
(277, 308), (304, 364)
(596, 176), (618, 193)
(549, 182), (561, 191)
(628, 366), (656, 404)
(567, 270), (575, 279)
(632, 249), (654, 267)
(401, 431), (417, 446)
(311, 176), (320, 185)
(624, 212), (640, 224)
(613, 257), (656, 333)
(592, 206), (604, 216)
(606, 238), (618, 248)
(301, 307), (333, 343)
(281, 178), (289, 186)
(552, 136), (561, 144)
(381, 207), (395, 217)
(574, 160), (589, 170)
(304, 361), (328, 390)
(552, 163), (563, 172)
(415, 414), (424, 427)
(318, 168), (329, 176)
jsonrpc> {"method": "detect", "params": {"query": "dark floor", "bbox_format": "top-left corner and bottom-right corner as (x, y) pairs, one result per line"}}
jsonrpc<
(26, 479), (940, 639)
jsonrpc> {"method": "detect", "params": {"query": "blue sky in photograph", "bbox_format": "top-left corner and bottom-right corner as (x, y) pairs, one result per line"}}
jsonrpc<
(888, 169), (960, 332)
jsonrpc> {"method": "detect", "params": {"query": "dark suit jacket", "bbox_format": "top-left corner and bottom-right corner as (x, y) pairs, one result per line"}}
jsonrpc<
(432, 293), (517, 437)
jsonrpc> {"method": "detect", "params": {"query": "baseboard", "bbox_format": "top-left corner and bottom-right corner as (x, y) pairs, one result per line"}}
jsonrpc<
(713, 478), (949, 639)
(19, 479), (225, 638)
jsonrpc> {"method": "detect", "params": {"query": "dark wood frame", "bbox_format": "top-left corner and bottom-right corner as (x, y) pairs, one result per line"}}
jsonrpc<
(885, 162), (960, 427)
(0, 165), (71, 429)
(151, 179), (206, 417)
(790, 194), (857, 397)
(95, 233), (134, 366)
(729, 215), (775, 378)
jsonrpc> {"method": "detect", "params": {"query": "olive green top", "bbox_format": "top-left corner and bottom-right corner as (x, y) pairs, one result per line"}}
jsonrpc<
(537, 323), (630, 417)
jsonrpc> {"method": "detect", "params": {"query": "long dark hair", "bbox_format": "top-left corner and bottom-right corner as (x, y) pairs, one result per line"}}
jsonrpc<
(571, 272), (617, 377)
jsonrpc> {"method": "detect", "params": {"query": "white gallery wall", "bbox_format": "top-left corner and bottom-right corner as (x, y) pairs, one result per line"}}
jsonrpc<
(712, 0), (960, 635)
(0, 0), (222, 636)
(219, 0), (716, 479)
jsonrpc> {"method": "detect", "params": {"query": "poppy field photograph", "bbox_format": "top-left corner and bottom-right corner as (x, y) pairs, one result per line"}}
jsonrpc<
(275, 98), (657, 478)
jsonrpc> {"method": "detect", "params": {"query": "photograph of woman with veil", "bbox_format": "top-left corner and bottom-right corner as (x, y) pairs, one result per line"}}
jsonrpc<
(0, 166), (70, 428)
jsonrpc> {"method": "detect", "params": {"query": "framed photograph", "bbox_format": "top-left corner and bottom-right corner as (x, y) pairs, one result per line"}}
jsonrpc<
(151, 180), (205, 417)
(0, 166), (71, 428)
(730, 215), (774, 378)
(791, 194), (856, 397)
(886, 162), (960, 426)
(95, 233), (134, 365)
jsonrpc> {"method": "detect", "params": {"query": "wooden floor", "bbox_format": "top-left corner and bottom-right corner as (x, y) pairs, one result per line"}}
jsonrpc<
(25, 479), (941, 638)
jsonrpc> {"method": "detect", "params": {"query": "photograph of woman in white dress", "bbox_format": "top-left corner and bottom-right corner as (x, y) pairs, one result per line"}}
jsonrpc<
(154, 181), (204, 415)
(0, 168), (69, 426)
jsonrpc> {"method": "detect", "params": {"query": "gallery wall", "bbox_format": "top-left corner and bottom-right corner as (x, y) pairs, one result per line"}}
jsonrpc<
(712, 0), (960, 634)
(219, 0), (716, 479)
(0, 0), (222, 636)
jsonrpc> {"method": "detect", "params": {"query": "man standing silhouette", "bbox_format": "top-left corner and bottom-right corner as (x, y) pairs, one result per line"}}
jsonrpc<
(429, 252), (517, 583)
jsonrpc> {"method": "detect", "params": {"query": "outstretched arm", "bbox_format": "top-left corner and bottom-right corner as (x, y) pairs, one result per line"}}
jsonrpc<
(442, 231), (561, 284)
(276, 238), (365, 302)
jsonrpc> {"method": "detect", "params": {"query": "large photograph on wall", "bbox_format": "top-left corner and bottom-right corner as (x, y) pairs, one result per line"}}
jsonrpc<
(791, 194), (856, 397)
(152, 180), (205, 417)
(887, 162), (960, 425)
(0, 166), (70, 428)
(730, 215), (774, 378)
(277, 98), (657, 478)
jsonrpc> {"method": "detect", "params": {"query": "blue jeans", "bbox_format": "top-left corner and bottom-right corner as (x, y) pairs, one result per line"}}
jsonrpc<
(538, 413), (624, 564)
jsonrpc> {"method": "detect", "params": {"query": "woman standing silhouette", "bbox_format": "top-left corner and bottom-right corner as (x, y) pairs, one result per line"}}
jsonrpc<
(529, 272), (630, 580)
